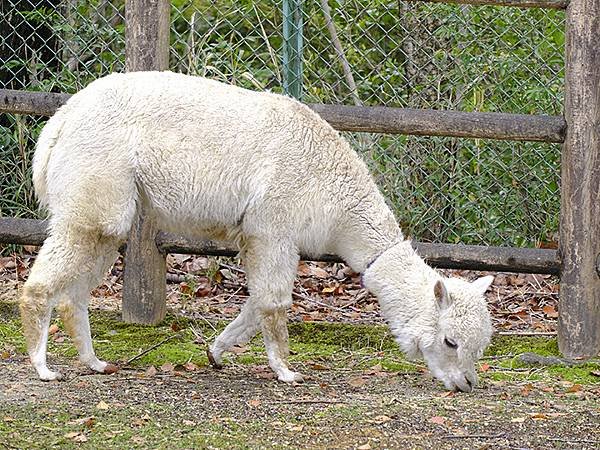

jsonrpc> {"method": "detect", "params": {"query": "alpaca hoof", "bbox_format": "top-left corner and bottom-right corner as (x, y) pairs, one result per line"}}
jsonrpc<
(278, 371), (304, 383)
(103, 363), (119, 374)
(39, 369), (63, 382)
(207, 349), (223, 369)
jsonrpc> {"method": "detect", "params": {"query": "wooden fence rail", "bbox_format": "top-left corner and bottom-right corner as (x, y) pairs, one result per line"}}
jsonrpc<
(1, 0), (599, 359)
(0, 89), (566, 143)
(0, 217), (561, 275)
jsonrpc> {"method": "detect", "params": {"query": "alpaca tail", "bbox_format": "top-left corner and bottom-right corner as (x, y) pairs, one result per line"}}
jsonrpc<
(32, 108), (67, 211)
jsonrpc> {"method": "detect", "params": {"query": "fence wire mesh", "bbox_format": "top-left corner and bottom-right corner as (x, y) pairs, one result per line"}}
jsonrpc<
(1, 0), (564, 248)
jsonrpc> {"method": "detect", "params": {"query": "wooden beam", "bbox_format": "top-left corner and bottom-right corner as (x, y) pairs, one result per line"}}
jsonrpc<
(309, 104), (566, 143)
(416, 242), (560, 275)
(0, 218), (48, 246)
(0, 90), (71, 116)
(406, 0), (567, 9)
(121, 0), (171, 326)
(558, 0), (600, 360)
(0, 89), (566, 144)
(0, 219), (560, 275)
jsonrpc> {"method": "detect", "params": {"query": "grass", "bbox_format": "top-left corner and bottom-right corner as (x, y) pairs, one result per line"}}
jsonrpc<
(0, 403), (259, 450)
(1, 299), (599, 386)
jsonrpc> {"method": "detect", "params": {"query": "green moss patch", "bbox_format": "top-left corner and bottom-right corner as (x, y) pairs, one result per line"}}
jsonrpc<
(1, 300), (598, 385)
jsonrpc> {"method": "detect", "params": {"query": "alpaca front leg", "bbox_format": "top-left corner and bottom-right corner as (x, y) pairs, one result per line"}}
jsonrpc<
(208, 303), (261, 368)
(20, 284), (62, 381)
(261, 308), (303, 383)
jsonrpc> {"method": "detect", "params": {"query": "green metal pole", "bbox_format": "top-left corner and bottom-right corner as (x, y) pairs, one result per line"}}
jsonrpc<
(283, 0), (304, 99)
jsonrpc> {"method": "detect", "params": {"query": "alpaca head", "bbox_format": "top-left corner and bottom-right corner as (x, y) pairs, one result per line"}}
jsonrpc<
(362, 242), (494, 392)
(418, 276), (494, 392)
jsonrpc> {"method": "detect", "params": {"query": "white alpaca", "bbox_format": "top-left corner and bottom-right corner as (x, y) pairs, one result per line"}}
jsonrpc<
(21, 71), (493, 391)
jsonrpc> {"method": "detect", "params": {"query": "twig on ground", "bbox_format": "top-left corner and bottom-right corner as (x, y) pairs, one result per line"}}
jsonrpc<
(125, 332), (183, 365)
(222, 286), (243, 304)
(190, 325), (207, 345)
(166, 273), (187, 283)
(269, 399), (347, 405)
(219, 263), (245, 274)
(445, 432), (506, 440)
(292, 290), (348, 313)
(547, 438), (600, 445)
(497, 331), (556, 336)
(194, 313), (218, 335)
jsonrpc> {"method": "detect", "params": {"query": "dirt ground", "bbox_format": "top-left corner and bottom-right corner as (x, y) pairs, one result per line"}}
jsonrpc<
(1, 254), (599, 449)
(1, 351), (599, 449)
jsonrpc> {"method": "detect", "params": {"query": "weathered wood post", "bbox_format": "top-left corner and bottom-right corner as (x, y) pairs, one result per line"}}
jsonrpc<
(558, 0), (600, 358)
(122, 0), (171, 324)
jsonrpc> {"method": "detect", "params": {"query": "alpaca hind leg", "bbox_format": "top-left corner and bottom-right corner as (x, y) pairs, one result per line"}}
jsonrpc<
(19, 286), (57, 381)
(20, 234), (78, 380)
(20, 233), (114, 380)
(57, 243), (119, 373)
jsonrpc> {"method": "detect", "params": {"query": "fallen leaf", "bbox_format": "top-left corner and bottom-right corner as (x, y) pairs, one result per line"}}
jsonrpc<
(357, 444), (371, 450)
(348, 376), (366, 388)
(131, 435), (145, 444)
(369, 415), (392, 424)
(365, 364), (384, 376)
(2, 416), (15, 422)
(297, 262), (312, 277)
(182, 419), (195, 426)
(170, 321), (184, 332)
(180, 282), (193, 296)
(131, 418), (145, 428)
(530, 413), (549, 421)
(542, 305), (559, 318)
(64, 431), (88, 442)
(565, 384), (582, 393)
(67, 417), (95, 428)
(429, 416), (446, 425)
(248, 399), (261, 408)
(520, 383), (534, 397)
(511, 417), (526, 423)
(253, 366), (276, 380)
(308, 361), (330, 371)
(322, 285), (336, 294)
(145, 366), (158, 377)
(310, 266), (330, 279)
(1, 351), (10, 360)
(48, 324), (60, 335)
(83, 417), (96, 429)
(288, 424), (304, 432)
(160, 362), (175, 373)
(479, 363), (491, 372)
(183, 362), (198, 372)
(96, 400), (109, 410)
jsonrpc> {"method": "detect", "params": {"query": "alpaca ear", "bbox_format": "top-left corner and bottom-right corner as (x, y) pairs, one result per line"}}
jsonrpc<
(471, 275), (494, 296)
(434, 280), (451, 310)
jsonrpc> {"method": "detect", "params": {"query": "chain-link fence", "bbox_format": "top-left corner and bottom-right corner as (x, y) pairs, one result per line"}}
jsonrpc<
(1, 0), (564, 248)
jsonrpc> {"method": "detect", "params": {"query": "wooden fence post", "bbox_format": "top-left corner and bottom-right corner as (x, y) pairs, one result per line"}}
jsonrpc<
(558, 0), (600, 358)
(122, 0), (170, 324)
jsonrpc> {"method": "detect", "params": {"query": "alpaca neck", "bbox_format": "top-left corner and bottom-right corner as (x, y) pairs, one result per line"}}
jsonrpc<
(336, 206), (403, 273)
(371, 242), (440, 354)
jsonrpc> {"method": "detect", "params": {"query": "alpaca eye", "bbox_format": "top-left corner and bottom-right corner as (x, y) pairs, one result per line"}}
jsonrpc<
(444, 338), (458, 349)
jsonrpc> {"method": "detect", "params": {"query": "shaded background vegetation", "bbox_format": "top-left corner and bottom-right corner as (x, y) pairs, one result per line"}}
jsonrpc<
(0, 0), (564, 247)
